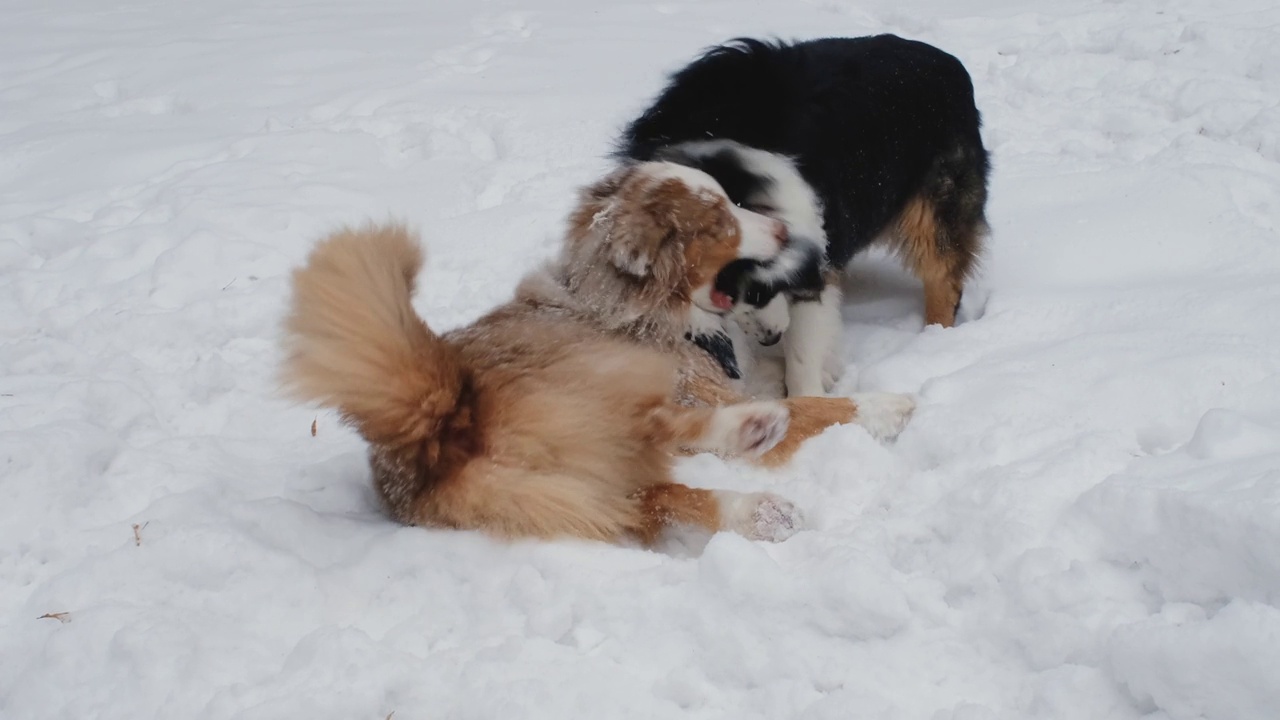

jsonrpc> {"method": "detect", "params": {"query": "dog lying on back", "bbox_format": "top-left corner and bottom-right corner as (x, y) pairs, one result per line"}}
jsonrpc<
(618, 35), (992, 397)
(544, 162), (917, 457)
(282, 162), (914, 545)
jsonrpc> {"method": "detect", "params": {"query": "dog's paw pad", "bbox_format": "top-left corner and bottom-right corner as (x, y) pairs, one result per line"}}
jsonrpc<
(743, 493), (804, 542)
(734, 403), (790, 456)
(851, 392), (916, 440)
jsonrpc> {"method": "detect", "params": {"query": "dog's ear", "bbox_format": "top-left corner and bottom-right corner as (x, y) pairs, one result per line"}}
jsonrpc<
(600, 205), (677, 278)
(569, 166), (680, 279)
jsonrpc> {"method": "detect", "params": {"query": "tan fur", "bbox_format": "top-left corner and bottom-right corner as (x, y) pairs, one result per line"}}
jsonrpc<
(630, 484), (723, 546)
(549, 164), (860, 458)
(884, 194), (979, 327)
(281, 164), (852, 544)
(281, 226), (468, 449)
(283, 166), (808, 544)
(759, 397), (858, 467)
(555, 164), (753, 347)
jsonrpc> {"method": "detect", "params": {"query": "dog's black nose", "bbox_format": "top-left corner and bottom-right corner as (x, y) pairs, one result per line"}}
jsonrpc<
(758, 331), (782, 347)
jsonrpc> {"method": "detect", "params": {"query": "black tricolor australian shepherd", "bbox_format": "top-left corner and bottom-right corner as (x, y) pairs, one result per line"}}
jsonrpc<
(616, 34), (991, 397)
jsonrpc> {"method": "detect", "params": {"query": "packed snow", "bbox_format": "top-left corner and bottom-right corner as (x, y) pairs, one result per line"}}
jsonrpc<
(2, 0), (1278, 718)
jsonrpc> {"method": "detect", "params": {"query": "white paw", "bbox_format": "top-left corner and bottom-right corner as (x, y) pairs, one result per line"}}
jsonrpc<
(686, 304), (728, 337)
(722, 401), (790, 456)
(851, 392), (916, 440)
(717, 491), (805, 542)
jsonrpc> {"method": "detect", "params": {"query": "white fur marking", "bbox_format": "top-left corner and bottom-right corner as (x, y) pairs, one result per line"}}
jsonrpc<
(747, 238), (823, 286)
(669, 140), (826, 240)
(733, 146), (826, 240)
(732, 293), (791, 343)
(783, 283), (843, 397)
(713, 490), (804, 541)
(849, 392), (917, 440)
(732, 205), (784, 261)
(643, 161), (725, 198)
(687, 304), (728, 336)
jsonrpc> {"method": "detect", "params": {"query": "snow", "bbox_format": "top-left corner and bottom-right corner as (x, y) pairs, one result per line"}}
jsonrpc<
(2, 0), (1278, 718)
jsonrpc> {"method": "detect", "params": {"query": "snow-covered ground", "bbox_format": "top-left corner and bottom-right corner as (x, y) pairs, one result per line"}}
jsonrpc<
(3, 0), (1279, 717)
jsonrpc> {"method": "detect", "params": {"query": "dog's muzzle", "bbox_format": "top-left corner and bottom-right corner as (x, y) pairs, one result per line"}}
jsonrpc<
(713, 258), (772, 308)
(757, 330), (782, 347)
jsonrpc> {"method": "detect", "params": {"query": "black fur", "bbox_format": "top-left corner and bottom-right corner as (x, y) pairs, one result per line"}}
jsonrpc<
(713, 249), (824, 308)
(618, 34), (990, 296)
(655, 144), (773, 213)
(686, 329), (741, 379)
(713, 258), (768, 308)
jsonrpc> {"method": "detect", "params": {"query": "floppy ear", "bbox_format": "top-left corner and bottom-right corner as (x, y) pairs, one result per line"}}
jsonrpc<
(599, 203), (678, 278)
(572, 168), (679, 279)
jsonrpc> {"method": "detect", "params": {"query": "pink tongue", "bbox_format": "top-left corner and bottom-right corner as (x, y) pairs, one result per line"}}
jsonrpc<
(711, 289), (734, 310)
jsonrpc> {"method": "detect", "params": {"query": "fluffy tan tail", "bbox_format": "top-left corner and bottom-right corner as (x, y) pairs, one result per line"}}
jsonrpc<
(281, 223), (466, 447)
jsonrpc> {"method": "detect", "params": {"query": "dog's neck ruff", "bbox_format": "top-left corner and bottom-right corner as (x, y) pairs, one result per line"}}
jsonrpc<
(514, 264), (690, 347)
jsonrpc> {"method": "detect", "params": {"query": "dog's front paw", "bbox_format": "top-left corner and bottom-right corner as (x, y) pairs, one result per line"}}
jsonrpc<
(717, 491), (804, 542)
(727, 401), (790, 456)
(747, 493), (804, 541)
(850, 392), (916, 440)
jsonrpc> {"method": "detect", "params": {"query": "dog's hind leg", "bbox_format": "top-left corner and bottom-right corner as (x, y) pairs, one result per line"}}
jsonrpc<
(630, 401), (813, 543)
(889, 145), (988, 327)
(889, 195), (971, 327)
(647, 401), (790, 457)
(630, 483), (804, 543)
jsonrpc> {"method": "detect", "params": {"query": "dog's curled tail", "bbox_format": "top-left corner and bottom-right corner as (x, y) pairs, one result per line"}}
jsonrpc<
(281, 223), (467, 448)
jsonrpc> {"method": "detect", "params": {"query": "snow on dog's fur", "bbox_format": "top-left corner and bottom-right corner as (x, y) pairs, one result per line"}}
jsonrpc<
(284, 162), (916, 540)
(541, 163), (916, 456)
(282, 222), (799, 544)
(281, 163), (914, 545)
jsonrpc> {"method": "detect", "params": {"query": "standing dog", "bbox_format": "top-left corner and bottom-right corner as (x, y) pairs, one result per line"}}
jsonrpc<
(617, 35), (991, 397)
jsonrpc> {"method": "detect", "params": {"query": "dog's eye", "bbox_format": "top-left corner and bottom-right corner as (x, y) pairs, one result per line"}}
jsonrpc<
(737, 201), (775, 215)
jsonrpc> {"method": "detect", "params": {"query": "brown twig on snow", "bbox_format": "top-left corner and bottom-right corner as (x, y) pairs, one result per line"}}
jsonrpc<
(132, 522), (149, 546)
(38, 612), (70, 624)
(311, 418), (318, 437)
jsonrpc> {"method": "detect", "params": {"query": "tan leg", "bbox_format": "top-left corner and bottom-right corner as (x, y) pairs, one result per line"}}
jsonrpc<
(630, 483), (804, 545)
(923, 273), (963, 328)
(647, 401), (790, 457)
(759, 396), (857, 466)
(756, 392), (917, 466)
(633, 401), (803, 544)
(630, 483), (723, 544)
(890, 195), (976, 328)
